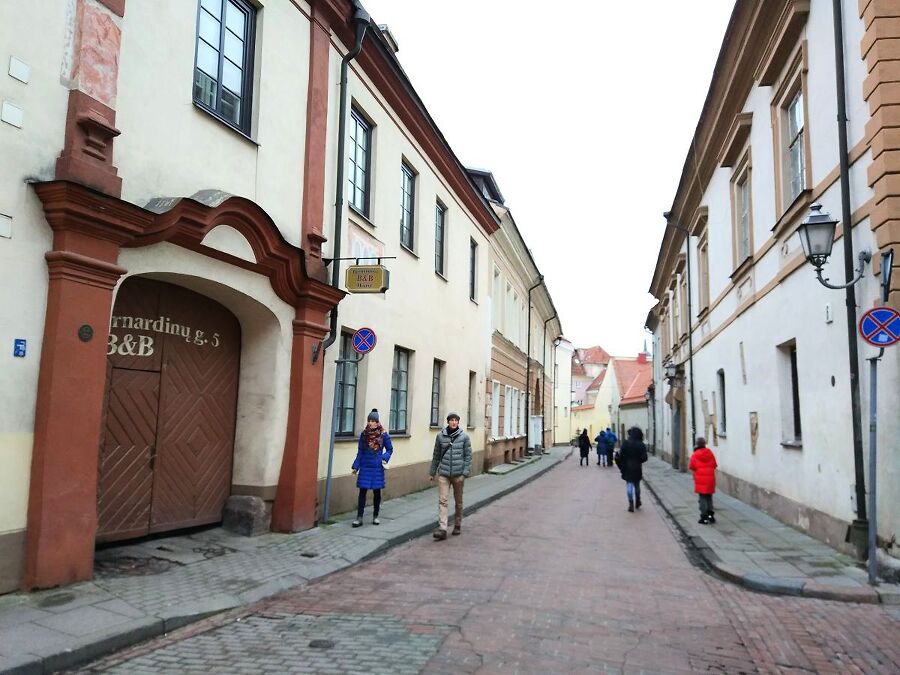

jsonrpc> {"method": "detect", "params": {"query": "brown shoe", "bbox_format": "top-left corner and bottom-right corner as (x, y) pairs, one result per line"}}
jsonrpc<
(452, 524), (461, 536)
(433, 529), (447, 540)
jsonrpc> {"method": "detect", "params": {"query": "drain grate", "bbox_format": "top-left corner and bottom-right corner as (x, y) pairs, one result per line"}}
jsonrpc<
(308, 639), (335, 649)
(300, 551), (319, 558)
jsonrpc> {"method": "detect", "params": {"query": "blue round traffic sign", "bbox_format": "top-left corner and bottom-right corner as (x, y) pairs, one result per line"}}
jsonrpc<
(859, 306), (900, 347)
(352, 327), (377, 354)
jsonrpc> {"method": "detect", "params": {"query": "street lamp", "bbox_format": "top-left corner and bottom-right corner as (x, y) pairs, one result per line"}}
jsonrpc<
(797, 203), (870, 289)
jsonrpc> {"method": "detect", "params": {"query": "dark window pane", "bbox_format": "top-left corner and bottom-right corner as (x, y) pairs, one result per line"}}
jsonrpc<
(225, 0), (246, 35)
(220, 89), (241, 125)
(194, 69), (216, 108)
(197, 40), (220, 78)
(200, 0), (222, 19)
(199, 9), (221, 46)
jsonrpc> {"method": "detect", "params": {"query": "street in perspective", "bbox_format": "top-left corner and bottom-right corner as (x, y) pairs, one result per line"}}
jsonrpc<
(1, 0), (900, 673)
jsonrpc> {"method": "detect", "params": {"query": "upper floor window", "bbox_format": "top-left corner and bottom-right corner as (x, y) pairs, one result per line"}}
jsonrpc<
(786, 90), (805, 202)
(336, 333), (358, 435)
(390, 347), (411, 434)
(349, 109), (372, 215)
(730, 151), (753, 268)
(697, 232), (710, 312)
(430, 360), (443, 427)
(491, 267), (502, 330)
(194, 0), (256, 134)
(400, 162), (416, 249)
(434, 201), (446, 275)
(469, 238), (478, 300)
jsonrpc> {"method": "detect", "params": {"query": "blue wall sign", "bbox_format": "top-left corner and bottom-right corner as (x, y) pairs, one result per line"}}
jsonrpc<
(13, 339), (26, 357)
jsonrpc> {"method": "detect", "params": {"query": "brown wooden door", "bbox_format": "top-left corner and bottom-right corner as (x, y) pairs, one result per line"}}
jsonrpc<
(97, 278), (241, 542)
(150, 284), (240, 532)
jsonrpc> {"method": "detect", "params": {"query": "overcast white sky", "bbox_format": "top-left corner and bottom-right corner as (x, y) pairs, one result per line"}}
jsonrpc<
(362, 0), (735, 356)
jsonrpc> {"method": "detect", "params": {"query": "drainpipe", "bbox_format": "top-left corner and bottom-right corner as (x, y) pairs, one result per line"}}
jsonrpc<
(539, 312), (557, 451)
(524, 276), (543, 453)
(831, 0), (868, 556)
(318, 1), (370, 359)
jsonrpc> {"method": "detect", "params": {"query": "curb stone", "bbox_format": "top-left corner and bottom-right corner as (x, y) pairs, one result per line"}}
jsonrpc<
(642, 473), (887, 605)
(1, 449), (569, 675)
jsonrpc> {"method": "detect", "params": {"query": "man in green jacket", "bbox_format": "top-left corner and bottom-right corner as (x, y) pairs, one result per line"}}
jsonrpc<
(429, 412), (473, 540)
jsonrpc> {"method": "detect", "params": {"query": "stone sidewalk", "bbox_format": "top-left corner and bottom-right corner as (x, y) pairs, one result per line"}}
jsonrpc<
(0, 448), (569, 675)
(642, 455), (900, 605)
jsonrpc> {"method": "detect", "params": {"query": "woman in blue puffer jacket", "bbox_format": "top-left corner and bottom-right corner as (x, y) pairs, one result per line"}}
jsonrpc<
(351, 409), (393, 527)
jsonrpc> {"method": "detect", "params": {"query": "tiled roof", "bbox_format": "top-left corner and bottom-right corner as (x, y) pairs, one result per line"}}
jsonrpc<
(577, 346), (611, 365)
(571, 361), (587, 377)
(572, 404), (593, 411)
(613, 357), (652, 406)
(586, 370), (606, 391)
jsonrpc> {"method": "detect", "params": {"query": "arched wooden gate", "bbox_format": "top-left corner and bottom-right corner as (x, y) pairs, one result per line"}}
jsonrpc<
(97, 277), (241, 542)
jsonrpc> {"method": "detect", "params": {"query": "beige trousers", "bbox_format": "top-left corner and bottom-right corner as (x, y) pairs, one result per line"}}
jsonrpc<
(437, 475), (465, 531)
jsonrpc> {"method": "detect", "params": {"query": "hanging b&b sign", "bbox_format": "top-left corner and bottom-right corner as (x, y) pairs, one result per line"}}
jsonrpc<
(345, 264), (390, 293)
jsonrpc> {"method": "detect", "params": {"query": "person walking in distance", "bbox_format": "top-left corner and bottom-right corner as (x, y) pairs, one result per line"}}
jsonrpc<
(429, 412), (472, 540)
(350, 409), (393, 527)
(689, 437), (718, 524)
(577, 429), (592, 466)
(616, 427), (648, 512)
(594, 429), (607, 466)
(604, 426), (618, 468)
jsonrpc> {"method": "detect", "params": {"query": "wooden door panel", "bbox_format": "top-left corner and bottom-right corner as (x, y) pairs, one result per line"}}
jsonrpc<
(151, 284), (240, 531)
(107, 277), (163, 372)
(96, 368), (160, 542)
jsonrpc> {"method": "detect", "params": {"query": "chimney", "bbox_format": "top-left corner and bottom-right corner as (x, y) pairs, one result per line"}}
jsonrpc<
(637, 352), (648, 365)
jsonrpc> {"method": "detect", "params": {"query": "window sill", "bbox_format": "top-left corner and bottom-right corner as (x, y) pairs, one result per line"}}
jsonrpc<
(348, 206), (377, 230)
(781, 440), (803, 449)
(696, 306), (710, 320)
(467, 425), (476, 430)
(435, 270), (448, 282)
(400, 243), (418, 259)
(335, 435), (359, 444)
(717, 432), (727, 439)
(193, 102), (259, 146)
(388, 432), (410, 439)
(729, 254), (755, 282)
(430, 425), (442, 430)
(771, 188), (812, 237)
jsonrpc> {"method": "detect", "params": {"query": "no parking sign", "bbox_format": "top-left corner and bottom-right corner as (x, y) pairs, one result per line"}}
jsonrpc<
(859, 306), (900, 348)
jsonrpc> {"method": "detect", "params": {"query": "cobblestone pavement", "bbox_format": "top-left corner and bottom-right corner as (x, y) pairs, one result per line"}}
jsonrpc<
(77, 457), (900, 674)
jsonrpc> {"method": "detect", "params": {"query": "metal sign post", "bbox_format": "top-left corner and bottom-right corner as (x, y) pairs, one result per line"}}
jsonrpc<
(322, 327), (377, 523)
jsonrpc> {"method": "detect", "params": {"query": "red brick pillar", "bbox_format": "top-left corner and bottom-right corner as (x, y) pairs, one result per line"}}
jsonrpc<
(23, 243), (125, 589)
(271, 287), (341, 532)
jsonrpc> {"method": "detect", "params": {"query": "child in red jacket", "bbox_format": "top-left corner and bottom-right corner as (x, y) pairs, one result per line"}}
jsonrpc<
(688, 437), (718, 524)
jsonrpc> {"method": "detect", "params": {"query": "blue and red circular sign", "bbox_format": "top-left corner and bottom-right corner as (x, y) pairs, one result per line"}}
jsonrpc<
(859, 306), (900, 347)
(352, 327), (377, 354)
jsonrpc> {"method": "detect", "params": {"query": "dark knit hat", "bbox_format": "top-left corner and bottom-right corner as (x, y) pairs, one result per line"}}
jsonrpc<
(446, 412), (460, 422)
(367, 409), (379, 422)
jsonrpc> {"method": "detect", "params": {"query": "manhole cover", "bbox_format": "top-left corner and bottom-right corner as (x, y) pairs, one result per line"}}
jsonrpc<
(94, 556), (175, 577)
(37, 592), (76, 608)
(309, 639), (335, 649)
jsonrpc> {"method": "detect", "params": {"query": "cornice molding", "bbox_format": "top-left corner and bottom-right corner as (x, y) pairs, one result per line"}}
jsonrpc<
(756, 0), (810, 86)
(718, 112), (754, 167)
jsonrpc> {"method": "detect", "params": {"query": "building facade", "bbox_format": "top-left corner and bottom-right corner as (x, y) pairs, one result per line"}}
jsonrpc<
(608, 354), (652, 443)
(0, 0), (554, 593)
(553, 337), (575, 445)
(648, 0), (899, 557)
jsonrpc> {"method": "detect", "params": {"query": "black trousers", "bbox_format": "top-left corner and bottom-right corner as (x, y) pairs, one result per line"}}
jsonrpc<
(698, 493), (714, 519)
(357, 488), (381, 518)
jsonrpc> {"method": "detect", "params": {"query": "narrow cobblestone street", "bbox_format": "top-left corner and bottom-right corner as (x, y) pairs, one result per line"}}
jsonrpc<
(77, 456), (900, 674)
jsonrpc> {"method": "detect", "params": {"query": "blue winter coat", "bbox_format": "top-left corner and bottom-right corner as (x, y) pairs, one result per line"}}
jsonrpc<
(352, 431), (394, 489)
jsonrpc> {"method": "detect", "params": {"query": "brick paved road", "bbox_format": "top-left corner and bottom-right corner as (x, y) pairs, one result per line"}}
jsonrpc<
(77, 456), (900, 674)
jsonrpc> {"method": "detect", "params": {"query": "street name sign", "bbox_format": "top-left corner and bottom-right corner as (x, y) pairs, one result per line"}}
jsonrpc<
(858, 306), (900, 347)
(345, 264), (390, 293)
(352, 327), (377, 354)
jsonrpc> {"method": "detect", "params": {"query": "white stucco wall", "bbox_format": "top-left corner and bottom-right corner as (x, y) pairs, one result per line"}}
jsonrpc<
(553, 340), (573, 444)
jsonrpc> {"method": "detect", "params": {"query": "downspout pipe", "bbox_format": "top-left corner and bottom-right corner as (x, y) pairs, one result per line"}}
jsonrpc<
(540, 311), (558, 450)
(832, 0), (868, 552)
(319, 2), (370, 358)
(524, 275), (543, 452)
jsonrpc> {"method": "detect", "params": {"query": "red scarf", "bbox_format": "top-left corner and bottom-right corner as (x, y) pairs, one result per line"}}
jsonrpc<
(364, 423), (384, 450)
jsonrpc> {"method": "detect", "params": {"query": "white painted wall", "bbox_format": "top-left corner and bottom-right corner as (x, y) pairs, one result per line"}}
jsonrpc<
(553, 338), (573, 444)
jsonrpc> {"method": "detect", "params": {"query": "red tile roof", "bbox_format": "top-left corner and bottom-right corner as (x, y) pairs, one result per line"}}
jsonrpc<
(571, 361), (587, 377)
(586, 370), (606, 391)
(576, 346), (611, 365)
(613, 357), (652, 406)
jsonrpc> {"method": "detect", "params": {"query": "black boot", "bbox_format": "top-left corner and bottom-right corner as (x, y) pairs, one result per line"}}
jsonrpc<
(627, 499), (634, 512)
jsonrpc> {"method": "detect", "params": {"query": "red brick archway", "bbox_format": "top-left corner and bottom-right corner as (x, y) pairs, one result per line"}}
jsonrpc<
(23, 181), (343, 590)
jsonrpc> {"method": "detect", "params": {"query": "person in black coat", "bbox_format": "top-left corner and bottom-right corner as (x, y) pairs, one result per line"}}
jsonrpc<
(577, 429), (592, 466)
(616, 427), (648, 511)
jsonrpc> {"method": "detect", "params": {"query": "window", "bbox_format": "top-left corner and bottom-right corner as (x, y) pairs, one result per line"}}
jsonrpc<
(335, 333), (358, 435)
(492, 268), (502, 330)
(671, 286), (680, 344)
(777, 341), (802, 444)
(679, 275), (689, 337)
(717, 369), (726, 435)
(698, 234), (710, 312)
(430, 360), (443, 427)
(469, 239), (478, 300)
(468, 371), (476, 427)
(193, 0), (255, 133)
(390, 348), (410, 433)
(400, 162), (416, 249)
(737, 173), (751, 262)
(349, 109), (371, 215)
(491, 381), (500, 438)
(519, 389), (526, 435)
(503, 386), (512, 436)
(434, 201), (446, 275)
(786, 90), (805, 202)
(730, 149), (753, 268)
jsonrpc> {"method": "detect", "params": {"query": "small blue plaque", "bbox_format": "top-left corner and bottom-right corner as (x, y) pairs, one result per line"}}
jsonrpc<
(13, 339), (26, 358)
